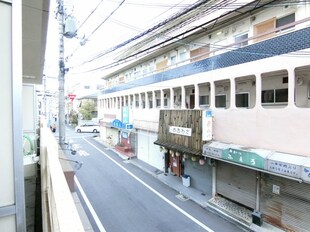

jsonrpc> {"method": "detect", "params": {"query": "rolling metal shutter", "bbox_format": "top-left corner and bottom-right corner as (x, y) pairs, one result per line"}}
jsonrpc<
(216, 162), (256, 209)
(260, 174), (310, 231)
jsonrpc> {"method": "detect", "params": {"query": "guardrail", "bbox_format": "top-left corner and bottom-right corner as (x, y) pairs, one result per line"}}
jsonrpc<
(40, 126), (84, 232)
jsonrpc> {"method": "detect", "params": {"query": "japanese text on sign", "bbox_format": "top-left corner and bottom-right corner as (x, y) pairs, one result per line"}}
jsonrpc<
(267, 161), (301, 178)
(169, 126), (192, 137)
(222, 148), (265, 169)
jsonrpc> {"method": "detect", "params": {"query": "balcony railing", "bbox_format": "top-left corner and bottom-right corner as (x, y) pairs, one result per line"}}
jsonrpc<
(40, 126), (84, 232)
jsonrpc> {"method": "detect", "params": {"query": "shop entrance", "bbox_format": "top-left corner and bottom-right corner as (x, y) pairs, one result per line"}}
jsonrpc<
(169, 152), (181, 176)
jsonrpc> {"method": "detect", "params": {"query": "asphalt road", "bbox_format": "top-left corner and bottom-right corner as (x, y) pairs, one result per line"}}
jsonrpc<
(64, 127), (246, 232)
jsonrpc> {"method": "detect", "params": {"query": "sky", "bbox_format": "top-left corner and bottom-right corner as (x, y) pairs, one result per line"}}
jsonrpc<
(43, 0), (198, 91)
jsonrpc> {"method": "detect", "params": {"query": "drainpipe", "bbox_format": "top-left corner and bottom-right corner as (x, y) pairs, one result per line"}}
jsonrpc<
(212, 164), (216, 197)
(256, 171), (260, 211)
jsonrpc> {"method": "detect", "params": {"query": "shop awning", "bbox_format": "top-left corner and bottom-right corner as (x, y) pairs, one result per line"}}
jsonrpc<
(267, 151), (308, 180)
(202, 141), (308, 183)
(154, 140), (201, 156)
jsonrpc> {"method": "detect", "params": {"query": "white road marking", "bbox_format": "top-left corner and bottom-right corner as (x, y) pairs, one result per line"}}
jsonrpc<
(78, 150), (90, 157)
(74, 176), (107, 232)
(83, 138), (214, 232)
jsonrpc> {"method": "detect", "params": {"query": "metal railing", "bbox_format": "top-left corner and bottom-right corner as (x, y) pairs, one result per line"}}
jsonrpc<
(40, 125), (84, 232)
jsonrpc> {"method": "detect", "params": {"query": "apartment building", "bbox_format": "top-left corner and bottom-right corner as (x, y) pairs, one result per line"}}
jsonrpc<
(97, 0), (310, 230)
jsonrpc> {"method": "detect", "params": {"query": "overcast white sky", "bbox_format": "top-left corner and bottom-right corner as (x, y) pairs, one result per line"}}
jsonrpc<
(43, 0), (197, 90)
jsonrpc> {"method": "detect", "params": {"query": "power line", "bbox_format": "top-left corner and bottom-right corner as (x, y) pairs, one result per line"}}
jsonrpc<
(70, 0), (212, 66)
(69, 0), (253, 68)
(86, 0), (126, 41)
(66, 0), (126, 61)
(74, 0), (310, 64)
(75, 0), (104, 33)
(68, 0), (251, 72)
(69, 0), (310, 74)
(66, 0), (193, 62)
(106, 0), (194, 8)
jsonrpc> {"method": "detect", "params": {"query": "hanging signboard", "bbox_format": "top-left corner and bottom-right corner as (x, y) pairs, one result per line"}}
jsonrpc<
(169, 126), (192, 136)
(122, 106), (129, 124)
(222, 148), (267, 169)
(202, 141), (229, 158)
(302, 159), (310, 183)
(111, 119), (133, 130)
(267, 152), (305, 179)
(202, 110), (213, 141)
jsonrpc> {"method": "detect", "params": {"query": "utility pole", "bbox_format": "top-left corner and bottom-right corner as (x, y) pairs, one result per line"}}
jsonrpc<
(57, 0), (66, 146)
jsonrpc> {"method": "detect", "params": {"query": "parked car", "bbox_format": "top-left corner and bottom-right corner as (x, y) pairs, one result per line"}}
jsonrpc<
(75, 123), (99, 133)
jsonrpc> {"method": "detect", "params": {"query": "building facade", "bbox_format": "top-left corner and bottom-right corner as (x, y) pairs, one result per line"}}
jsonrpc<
(97, 1), (310, 231)
(0, 0), (50, 231)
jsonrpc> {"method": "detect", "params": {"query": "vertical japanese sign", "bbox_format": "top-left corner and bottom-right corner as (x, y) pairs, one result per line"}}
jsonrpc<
(122, 106), (129, 124)
(202, 110), (212, 141)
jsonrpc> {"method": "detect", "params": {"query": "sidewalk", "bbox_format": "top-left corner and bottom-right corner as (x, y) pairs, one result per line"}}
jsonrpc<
(72, 192), (94, 232)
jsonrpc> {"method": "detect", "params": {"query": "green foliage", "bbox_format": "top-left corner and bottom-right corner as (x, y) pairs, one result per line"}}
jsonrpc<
(79, 100), (96, 120)
(69, 110), (78, 125)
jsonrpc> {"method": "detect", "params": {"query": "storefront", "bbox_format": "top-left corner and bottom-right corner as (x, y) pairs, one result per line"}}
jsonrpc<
(184, 156), (212, 195)
(154, 110), (209, 188)
(260, 173), (310, 231)
(216, 162), (257, 209)
(137, 129), (164, 170)
(203, 141), (310, 230)
(260, 152), (310, 231)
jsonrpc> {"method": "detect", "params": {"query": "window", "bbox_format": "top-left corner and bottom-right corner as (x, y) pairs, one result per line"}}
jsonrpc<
(262, 88), (288, 104)
(199, 95), (209, 106)
(262, 90), (275, 103)
(276, 13), (295, 31)
(234, 33), (248, 48)
(190, 46), (210, 62)
(236, 93), (249, 107)
(215, 95), (226, 108)
(164, 98), (168, 107)
(149, 100), (153, 108)
(148, 63), (155, 72)
(156, 99), (161, 107)
(179, 51), (187, 61)
(275, 89), (288, 102)
(170, 55), (177, 65)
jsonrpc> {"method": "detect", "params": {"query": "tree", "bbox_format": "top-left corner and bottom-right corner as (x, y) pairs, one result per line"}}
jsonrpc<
(79, 100), (96, 120)
(69, 109), (78, 125)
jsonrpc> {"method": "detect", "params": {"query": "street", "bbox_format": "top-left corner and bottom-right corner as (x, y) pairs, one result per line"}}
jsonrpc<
(63, 127), (246, 232)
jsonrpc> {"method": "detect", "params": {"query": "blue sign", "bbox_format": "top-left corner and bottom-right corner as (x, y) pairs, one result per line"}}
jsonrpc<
(111, 119), (133, 130)
(206, 110), (212, 117)
(122, 107), (129, 124)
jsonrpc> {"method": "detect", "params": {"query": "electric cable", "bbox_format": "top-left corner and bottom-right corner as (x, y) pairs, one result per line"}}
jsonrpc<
(75, 0), (104, 33)
(68, 0), (210, 64)
(65, 0), (193, 61)
(69, 0), (309, 74)
(86, 0), (126, 42)
(69, 0), (262, 73)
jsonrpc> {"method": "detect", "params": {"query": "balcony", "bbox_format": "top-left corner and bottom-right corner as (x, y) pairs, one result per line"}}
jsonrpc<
(28, 123), (85, 231)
